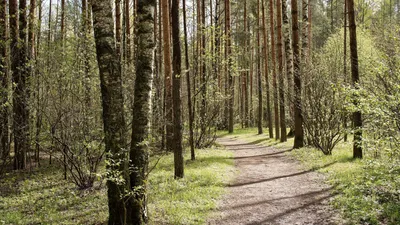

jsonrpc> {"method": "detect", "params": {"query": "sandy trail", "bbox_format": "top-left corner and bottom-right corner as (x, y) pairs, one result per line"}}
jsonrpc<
(208, 136), (341, 225)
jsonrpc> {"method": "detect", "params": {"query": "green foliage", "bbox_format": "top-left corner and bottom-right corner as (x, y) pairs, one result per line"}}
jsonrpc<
(0, 147), (234, 224)
(148, 148), (235, 225)
(289, 141), (400, 225)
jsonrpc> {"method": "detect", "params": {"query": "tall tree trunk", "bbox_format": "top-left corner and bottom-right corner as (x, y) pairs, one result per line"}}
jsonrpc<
(11, 0), (29, 170)
(128, 1), (155, 223)
(261, 0), (273, 138)
(124, 0), (131, 61)
(183, 0), (195, 160)
(35, 0), (43, 164)
(0, 0), (8, 159)
(282, 0), (294, 137)
(302, 0), (308, 62)
(308, 0), (312, 56)
(91, 0), (127, 223)
(343, 0), (348, 142)
(171, 0), (184, 179)
(277, 0), (287, 142)
(200, 0), (207, 137)
(115, 0), (121, 57)
(161, 0), (173, 151)
(292, 0), (304, 148)
(243, 0), (249, 128)
(257, 0), (263, 135)
(269, 0), (280, 139)
(226, 0), (233, 133)
(347, 0), (362, 158)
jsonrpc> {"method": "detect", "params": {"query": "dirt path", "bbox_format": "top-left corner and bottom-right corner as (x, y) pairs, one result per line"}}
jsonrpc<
(208, 136), (341, 225)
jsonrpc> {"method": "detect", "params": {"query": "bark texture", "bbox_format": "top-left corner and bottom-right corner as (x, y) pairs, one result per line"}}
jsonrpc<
(347, 0), (362, 158)
(277, 0), (287, 142)
(292, 0), (304, 148)
(0, 0), (8, 159)
(128, 0), (155, 223)
(91, 0), (127, 223)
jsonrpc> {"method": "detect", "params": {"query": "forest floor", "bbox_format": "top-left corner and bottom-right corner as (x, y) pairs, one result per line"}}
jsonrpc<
(208, 135), (343, 225)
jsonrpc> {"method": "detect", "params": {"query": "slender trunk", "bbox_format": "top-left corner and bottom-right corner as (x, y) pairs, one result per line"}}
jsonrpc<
(244, 0), (249, 128)
(257, 0), (263, 134)
(200, 0), (207, 139)
(262, 0), (273, 138)
(277, 0), (287, 142)
(282, 0), (294, 136)
(0, 0), (8, 159)
(35, 0), (43, 164)
(347, 0), (362, 158)
(292, 0), (304, 148)
(269, 0), (280, 139)
(61, 0), (67, 180)
(183, 0), (195, 160)
(308, 0), (312, 56)
(115, 0), (121, 57)
(92, 0), (127, 223)
(171, 0), (184, 178)
(343, 0), (348, 142)
(226, 0), (233, 133)
(161, 0), (173, 151)
(124, 0), (131, 61)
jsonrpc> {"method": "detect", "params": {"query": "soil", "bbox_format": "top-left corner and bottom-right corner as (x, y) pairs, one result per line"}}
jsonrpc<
(208, 136), (343, 225)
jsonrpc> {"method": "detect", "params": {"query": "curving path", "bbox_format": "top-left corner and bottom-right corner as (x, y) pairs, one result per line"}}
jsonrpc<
(208, 136), (342, 225)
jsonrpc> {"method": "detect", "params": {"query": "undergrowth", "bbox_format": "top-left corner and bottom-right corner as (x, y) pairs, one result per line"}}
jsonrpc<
(0, 147), (234, 225)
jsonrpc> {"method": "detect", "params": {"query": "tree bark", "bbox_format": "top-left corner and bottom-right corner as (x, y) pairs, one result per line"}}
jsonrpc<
(91, 0), (128, 223)
(347, 0), (362, 158)
(128, 1), (155, 223)
(0, 0), (8, 159)
(226, 0), (234, 133)
(282, 0), (294, 136)
(262, 0), (273, 138)
(269, 0), (280, 139)
(183, 0), (195, 160)
(257, 0), (263, 135)
(161, 0), (173, 151)
(11, 0), (29, 170)
(277, 0), (287, 142)
(171, 0), (184, 178)
(292, 0), (304, 148)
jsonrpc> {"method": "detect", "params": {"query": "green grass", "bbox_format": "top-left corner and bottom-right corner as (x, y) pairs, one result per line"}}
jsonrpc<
(0, 147), (235, 225)
(219, 127), (400, 225)
(148, 148), (235, 224)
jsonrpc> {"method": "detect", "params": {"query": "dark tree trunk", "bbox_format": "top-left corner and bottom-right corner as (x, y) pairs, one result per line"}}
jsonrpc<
(343, 0), (348, 142)
(347, 0), (362, 158)
(277, 0), (287, 142)
(261, 0), (273, 138)
(171, 0), (184, 178)
(161, 0), (173, 152)
(128, 1), (155, 223)
(0, 0), (8, 159)
(183, 0), (195, 160)
(91, 0), (127, 223)
(257, 0), (263, 135)
(269, 0), (280, 140)
(292, 0), (304, 148)
(226, 0), (233, 133)
(11, 0), (29, 170)
(115, 0), (121, 57)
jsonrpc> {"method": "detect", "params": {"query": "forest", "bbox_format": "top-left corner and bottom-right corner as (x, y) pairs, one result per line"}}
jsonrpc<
(0, 0), (399, 224)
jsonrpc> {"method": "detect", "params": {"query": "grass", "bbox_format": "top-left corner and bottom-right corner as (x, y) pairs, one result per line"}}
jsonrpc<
(219, 127), (400, 225)
(0, 147), (235, 225)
